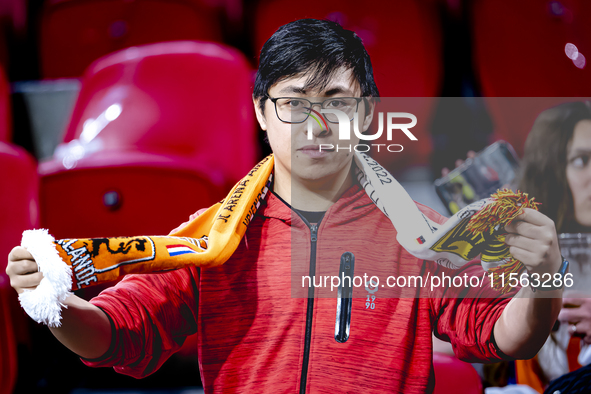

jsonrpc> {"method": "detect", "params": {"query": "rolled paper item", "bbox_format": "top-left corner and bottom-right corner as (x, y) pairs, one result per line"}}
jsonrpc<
(20, 151), (538, 326)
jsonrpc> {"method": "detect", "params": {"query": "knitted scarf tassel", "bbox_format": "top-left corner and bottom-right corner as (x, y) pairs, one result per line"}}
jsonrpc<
(466, 189), (541, 294)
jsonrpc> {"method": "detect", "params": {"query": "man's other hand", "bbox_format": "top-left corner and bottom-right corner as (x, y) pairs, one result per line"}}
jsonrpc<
(503, 208), (562, 276)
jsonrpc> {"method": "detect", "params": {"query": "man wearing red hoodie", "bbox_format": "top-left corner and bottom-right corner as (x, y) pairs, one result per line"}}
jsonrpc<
(7, 19), (564, 393)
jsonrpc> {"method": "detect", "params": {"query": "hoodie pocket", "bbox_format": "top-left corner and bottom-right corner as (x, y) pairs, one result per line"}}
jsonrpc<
(335, 252), (355, 343)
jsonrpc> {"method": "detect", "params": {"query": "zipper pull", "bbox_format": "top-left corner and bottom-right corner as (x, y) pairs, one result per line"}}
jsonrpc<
(310, 224), (318, 242)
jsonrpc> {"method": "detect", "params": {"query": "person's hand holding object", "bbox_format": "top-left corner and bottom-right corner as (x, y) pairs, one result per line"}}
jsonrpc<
(503, 208), (563, 277)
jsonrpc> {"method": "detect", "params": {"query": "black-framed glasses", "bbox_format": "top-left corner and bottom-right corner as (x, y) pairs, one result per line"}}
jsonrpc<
(266, 95), (364, 124)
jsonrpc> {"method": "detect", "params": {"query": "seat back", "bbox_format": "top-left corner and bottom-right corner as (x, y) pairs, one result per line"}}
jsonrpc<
(57, 41), (257, 185)
(0, 65), (10, 142)
(40, 41), (255, 239)
(253, 0), (442, 170)
(39, 152), (224, 240)
(40, 0), (223, 78)
(0, 142), (39, 394)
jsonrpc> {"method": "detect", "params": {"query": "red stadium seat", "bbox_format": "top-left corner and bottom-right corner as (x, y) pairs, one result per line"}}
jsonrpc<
(472, 0), (591, 154)
(253, 0), (442, 171)
(39, 151), (226, 240)
(57, 40), (257, 185)
(0, 142), (39, 394)
(0, 66), (10, 142)
(432, 352), (483, 394)
(39, 40), (257, 239)
(0, 284), (17, 394)
(40, 0), (224, 78)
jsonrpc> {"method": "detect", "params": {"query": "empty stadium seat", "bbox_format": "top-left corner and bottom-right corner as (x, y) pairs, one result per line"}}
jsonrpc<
(56, 40), (257, 184)
(0, 142), (39, 394)
(472, 0), (591, 154)
(40, 151), (226, 242)
(40, 0), (224, 78)
(39, 40), (256, 239)
(432, 352), (483, 394)
(0, 26), (7, 80)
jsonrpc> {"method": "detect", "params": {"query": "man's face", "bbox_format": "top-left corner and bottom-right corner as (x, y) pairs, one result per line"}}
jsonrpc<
(254, 68), (374, 184)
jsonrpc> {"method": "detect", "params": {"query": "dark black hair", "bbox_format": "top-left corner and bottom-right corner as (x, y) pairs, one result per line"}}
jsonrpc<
(253, 19), (379, 114)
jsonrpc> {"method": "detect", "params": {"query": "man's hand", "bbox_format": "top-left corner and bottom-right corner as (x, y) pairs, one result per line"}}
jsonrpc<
(494, 208), (564, 358)
(558, 292), (591, 344)
(7, 246), (112, 359)
(6, 246), (43, 294)
(444, 167), (565, 359)
(503, 208), (562, 276)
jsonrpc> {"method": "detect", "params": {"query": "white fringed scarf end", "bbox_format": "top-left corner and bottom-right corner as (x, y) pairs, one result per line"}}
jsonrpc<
(19, 229), (72, 327)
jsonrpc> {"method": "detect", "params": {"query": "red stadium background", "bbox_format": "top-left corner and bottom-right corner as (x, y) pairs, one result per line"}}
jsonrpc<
(0, 0), (590, 393)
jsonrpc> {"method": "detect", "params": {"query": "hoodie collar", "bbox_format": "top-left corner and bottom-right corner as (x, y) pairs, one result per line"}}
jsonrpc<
(258, 182), (377, 226)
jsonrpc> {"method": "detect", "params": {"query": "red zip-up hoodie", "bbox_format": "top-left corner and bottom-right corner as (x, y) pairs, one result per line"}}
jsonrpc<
(83, 184), (513, 393)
